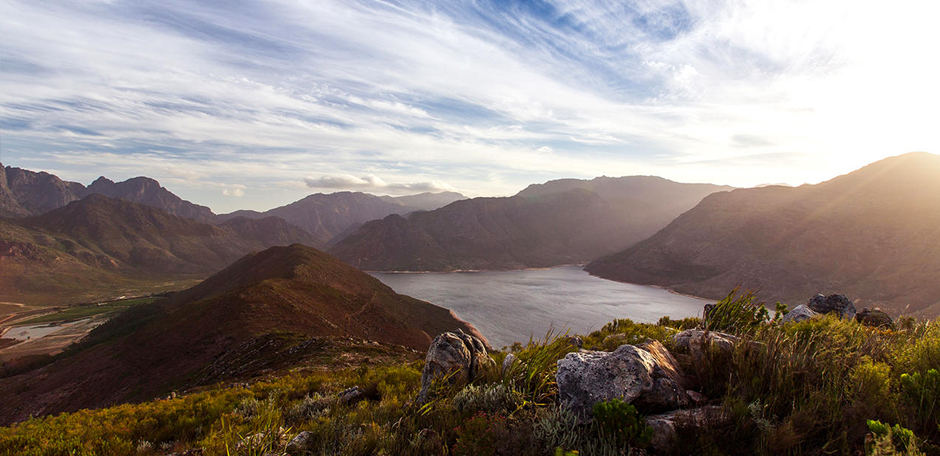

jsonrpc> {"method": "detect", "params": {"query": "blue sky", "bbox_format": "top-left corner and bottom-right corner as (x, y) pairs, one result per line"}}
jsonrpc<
(1, 0), (938, 213)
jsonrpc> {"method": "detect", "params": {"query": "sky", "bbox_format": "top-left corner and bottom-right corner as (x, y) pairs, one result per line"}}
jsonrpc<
(1, 0), (938, 213)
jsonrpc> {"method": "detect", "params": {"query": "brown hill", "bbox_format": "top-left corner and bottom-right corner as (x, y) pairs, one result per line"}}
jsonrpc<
(328, 177), (730, 271)
(0, 244), (484, 423)
(585, 152), (940, 317)
(0, 195), (317, 304)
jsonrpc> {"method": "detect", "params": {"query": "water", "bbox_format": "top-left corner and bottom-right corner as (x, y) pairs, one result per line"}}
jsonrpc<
(370, 266), (710, 348)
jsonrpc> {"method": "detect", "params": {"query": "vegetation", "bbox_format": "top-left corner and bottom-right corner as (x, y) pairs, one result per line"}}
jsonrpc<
(17, 297), (161, 325)
(2, 295), (938, 456)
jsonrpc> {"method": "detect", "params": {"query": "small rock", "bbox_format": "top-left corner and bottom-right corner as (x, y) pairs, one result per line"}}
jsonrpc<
(501, 353), (518, 376)
(338, 386), (363, 404)
(686, 390), (708, 405)
(807, 294), (856, 319)
(286, 431), (312, 455)
(556, 341), (691, 420)
(417, 330), (495, 403)
(855, 308), (894, 329)
(568, 336), (583, 349)
(780, 304), (819, 324)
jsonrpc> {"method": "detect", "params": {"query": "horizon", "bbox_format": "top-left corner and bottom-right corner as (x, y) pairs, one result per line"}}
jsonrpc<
(2, 1), (938, 213)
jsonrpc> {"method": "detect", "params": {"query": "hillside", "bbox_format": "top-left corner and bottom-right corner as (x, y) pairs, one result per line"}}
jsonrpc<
(586, 152), (940, 317)
(0, 195), (317, 304)
(0, 244), (484, 423)
(82, 176), (216, 223)
(328, 177), (730, 271)
(379, 191), (466, 211)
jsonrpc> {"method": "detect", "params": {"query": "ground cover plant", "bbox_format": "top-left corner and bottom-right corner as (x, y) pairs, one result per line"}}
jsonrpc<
(2, 292), (938, 456)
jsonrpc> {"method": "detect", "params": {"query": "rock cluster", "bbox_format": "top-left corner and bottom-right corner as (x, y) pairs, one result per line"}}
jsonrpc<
(807, 293), (856, 319)
(855, 308), (894, 328)
(417, 329), (496, 403)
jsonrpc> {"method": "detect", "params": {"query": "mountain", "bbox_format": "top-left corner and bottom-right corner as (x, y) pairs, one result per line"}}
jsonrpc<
(216, 191), (419, 245)
(379, 191), (466, 211)
(0, 164), (215, 222)
(328, 177), (730, 271)
(0, 195), (317, 304)
(0, 244), (484, 423)
(585, 152), (940, 317)
(82, 176), (215, 223)
(0, 163), (84, 217)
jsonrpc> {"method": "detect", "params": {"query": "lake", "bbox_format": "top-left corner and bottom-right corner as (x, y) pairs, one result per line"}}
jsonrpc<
(370, 266), (710, 348)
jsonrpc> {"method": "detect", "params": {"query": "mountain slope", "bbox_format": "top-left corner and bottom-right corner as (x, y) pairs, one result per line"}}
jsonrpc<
(379, 191), (466, 211)
(81, 176), (215, 223)
(0, 244), (484, 423)
(0, 164), (215, 221)
(329, 177), (730, 271)
(0, 195), (317, 304)
(585, 152), (940, 317)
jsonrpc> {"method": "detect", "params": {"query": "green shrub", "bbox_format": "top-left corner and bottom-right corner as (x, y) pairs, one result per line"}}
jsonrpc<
(592, 399), (652, 449)
(704, 288), (769, 333)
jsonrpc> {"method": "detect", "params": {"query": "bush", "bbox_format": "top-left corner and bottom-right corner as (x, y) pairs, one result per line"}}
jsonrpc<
(592, 399), (652, 449)
(704, 288), (769, 333)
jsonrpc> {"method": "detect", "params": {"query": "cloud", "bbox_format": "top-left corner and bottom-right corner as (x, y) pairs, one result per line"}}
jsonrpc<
(1, 0), (938, 214)
(304, 174), (456, 193)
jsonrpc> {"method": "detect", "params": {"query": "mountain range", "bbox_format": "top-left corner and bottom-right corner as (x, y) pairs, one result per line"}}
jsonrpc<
(0, 194), (318, 304)
(586, 152), (940, 317)
(328, 177), (731, 271)
(1, 163), (466, 246)
(0, 243), (484, 423)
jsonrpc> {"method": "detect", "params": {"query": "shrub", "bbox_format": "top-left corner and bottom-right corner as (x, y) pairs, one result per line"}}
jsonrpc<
(592, 399), (652, 449)
(704, 288), (769, 333)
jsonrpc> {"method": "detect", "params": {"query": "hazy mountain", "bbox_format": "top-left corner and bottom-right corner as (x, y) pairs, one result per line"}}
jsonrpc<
(216, 191), (419, 245)
(328, 177), (730, 271)
(0, 195), (317, 304)
(585, 152), (940, 317)
(0, 244), (484, 422)
(0, 164), (214, 222)
(379, 191), (467, 211)
(0, 164), (84, 217)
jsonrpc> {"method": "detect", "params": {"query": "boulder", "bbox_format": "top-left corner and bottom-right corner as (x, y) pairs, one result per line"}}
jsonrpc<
(645, 406), (730, 454)
(556, 340), (691, 419)
(417, 330), (495, 403)
(855, 308), (894, 329)
(338, 386), (363, 405)
(807, 294), (856, 319)
(780, 304), (818, 324)
(501, 353), (518, 376)
(671, 329), (737, 366)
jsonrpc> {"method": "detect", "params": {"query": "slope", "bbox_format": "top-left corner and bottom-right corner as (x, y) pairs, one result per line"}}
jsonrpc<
(585, 152), (940, 317)
(0, 244), (484, 423)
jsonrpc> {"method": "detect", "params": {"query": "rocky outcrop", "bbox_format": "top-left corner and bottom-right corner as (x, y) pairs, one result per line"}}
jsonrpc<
(855, 308), (894, 329)
(807, 294), (856, 319)
(780, 304), (819, 324)
(556, 341), (691, 419)
(417, 330), (495, 403)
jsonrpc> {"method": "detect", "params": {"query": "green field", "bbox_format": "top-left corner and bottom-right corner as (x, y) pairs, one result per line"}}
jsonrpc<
(17, 297), (161, 325)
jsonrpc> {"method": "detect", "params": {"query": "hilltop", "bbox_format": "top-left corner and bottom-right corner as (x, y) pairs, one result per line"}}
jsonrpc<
(0, 243), (483, 423)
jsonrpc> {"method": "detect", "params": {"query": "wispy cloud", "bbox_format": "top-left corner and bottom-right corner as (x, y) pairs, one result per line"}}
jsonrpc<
(1, 0), (937, 212)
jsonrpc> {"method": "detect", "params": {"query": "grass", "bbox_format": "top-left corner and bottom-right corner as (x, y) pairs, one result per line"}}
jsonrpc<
(16, 297), (161, 325)
(1, 293), (938, 456)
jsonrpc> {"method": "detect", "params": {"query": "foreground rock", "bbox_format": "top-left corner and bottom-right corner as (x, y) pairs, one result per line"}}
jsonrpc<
(417, 330), (495, 403)
(556, 340), (691, 419)
(780, 304), (819, 324)
(645, 406), (730, 454)
(807, 294), (856, 319)
(855, 308), (894, 328)
(671, 329), (737, 366)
